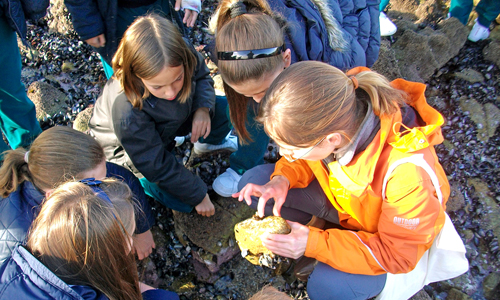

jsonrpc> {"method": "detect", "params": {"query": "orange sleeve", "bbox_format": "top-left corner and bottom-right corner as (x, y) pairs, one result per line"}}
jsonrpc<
(271, 157), (315, 188)
(305, 164), (446, 275)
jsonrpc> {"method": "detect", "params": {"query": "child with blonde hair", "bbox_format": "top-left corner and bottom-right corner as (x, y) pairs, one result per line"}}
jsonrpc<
(0, 126), (156, 263)
(90, 14), (237, 217)
(236, 61), (467, 299)
(0, 179), (179, 300)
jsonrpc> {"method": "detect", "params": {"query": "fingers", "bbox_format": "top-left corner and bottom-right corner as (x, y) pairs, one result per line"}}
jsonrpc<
(184, 11), (198, 27)
(175, 0), (181, 11)
(203, 123), (211, 139)
(257, 196), (270, 218)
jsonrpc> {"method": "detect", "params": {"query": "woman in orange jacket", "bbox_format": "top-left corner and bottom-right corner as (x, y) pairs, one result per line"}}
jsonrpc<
(235, 61), (453, 299)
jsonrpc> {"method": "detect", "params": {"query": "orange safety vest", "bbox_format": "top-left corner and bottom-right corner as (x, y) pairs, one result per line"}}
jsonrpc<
(271, 67), (450, 275)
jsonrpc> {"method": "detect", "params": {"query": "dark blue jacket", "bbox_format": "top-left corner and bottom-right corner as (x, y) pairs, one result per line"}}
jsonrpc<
(0, 245), (179, 300)
(268, 0), (380, 68)
(0, 0), (49, 42)
(63, 0), (184, 65)
(0, 162), (155, 265)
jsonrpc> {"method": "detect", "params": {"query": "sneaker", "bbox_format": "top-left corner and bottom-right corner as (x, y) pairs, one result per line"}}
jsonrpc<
(213, 168), (242, 197)
(468, 21), (490, 42)
(174, 136), (185, 147)
(193, 134), (238, 154)
(380, 12), (397, 36)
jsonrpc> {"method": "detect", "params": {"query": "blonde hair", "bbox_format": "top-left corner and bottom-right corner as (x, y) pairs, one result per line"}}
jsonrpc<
(27, 179), (140, 300)
(258, 61), (406, 148)
(0, 126), (105, 197)
(249, 285), (292, 300)
(212, 0), (287, 142)
(113, 13), (197, 109)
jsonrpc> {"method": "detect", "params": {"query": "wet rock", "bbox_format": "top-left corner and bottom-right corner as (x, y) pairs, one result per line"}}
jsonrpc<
(234, 215), (290, 266)
(73, 106), (93, 132)
(28, 81), (68, 120)
(459, 96), (500, 142)
(468, 179), (500, 244)
(483, 41), (500, 67)
(447, 288), (473, 300)
(482, 272), (500, 300)
(454, 68), (485, 83)
(47, 0), (75, 35)
(171, 273), (197, 293)
(447, 182), (466, 213)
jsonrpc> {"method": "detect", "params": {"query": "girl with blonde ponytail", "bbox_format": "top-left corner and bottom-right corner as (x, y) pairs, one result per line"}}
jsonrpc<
(236, 61), (461, 299)
(209, 0), (381, 197)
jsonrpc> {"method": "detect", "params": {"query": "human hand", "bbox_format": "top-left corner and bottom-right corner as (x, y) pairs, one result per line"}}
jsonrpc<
(132, 230), (156, 260)
(175, 0), (201, 27)
(191, 107), (211, 143)
(261, 221), (309, 259)
(233, 175), (290, 218)
(85, 34), (106, 48)
(195, 193), (215, 217)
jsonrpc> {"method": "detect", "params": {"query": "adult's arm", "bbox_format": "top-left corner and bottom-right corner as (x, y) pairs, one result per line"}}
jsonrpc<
(64, 0), (104, 41)
(305, 163), (446, 275)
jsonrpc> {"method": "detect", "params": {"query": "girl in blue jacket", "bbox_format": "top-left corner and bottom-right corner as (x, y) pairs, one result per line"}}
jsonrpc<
(89, 14), (236, 217)
(0, 126), (156, 264)
(0, 179), (179, 300)
(209, 0), (380, 197)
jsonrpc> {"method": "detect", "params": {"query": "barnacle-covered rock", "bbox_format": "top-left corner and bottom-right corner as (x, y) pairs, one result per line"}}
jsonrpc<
(234, 215), (291, 267)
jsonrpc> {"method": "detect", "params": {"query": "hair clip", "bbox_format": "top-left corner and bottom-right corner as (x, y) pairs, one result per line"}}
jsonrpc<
(79, 178), (113, 205)
(217, 44), (285, 60)
(230, 1), (247, 18)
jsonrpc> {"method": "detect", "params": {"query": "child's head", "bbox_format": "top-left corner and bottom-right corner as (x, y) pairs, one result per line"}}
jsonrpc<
(113, 13), (197, 109)
(212, 0), (290, 141)
(27, 179), (141, 300)
(0, 126), (106, 197)
(258, 61), (405, 156)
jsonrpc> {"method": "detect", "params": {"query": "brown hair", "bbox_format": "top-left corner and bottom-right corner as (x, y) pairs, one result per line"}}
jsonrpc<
(249, 285), (292, 300)
(0, 126), (105, 197)
(212, 0), (286, 142)
(258, 61), (406, 148)
(27, 179), (141, 300)
(113, 13), (197, 109)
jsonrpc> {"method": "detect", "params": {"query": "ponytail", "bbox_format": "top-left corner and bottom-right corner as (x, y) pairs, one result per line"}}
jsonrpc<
(0, 149), (31, 197)
(259, 61), (405, 147)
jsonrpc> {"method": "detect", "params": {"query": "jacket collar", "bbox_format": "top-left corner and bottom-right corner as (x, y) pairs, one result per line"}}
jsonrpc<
(21, 181), (45, 208)
(324, 69), (445, 197)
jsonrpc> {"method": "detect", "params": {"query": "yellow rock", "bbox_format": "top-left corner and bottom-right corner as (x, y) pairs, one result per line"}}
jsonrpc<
(234, 215), (290, 267)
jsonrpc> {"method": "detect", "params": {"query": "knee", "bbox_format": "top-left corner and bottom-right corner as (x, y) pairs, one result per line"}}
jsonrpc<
(238, 164), (275, 190)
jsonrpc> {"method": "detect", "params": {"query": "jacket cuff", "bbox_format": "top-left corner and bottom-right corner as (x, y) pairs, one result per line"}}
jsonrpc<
(304, 227), (323, 258)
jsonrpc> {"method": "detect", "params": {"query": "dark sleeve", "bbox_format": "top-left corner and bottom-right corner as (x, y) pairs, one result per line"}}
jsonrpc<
(105, 162), (155, 234)
(142, 289), (180, 300)
(64, 0), (105, 40)
(20, 0), (50, 21)
(188, 40), (216, 114)
(112, 101), (207, 207)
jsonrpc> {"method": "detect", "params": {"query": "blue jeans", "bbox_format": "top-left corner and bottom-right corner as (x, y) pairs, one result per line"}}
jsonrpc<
(450, 0), (500, 27)
(308, 262), (386, 300)
(229, 100), (270, 175)
(0, 16), (42, 155)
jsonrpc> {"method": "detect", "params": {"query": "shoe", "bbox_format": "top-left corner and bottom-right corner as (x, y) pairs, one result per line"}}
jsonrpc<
(174, 136), (185, 147)
(305, 215), (326, 229)
(193, 134), (238, 154)
(468, 21), (490, 42)
(379, 12), (397, 36)
(213, 168), (242, 197)
(294, 256), (318, 282)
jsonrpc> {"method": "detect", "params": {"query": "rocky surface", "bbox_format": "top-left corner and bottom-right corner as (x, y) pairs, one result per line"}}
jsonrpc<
(17, 0), (500, 299)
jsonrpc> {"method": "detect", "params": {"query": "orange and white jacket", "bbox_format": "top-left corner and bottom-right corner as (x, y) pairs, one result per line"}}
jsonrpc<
(271, 67), (450, 276)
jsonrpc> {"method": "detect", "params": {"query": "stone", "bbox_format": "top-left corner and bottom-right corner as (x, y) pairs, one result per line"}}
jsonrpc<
(447, 288), (473, 300)
(446, 182), (466, 213)
(372, 39), (402, 81)
(48, 0), (75, 35)
(459, 96), (500, 142)
(73, 106), (93, 133)
(453, 68), (484, 83)
(171, 273), (197, 293)
(483, 272), (500, 300)
(27, 81), (68, 120)
(483, 41), (500, 67)
(468, 178), (500, 241)
(234, 215), (291, 266)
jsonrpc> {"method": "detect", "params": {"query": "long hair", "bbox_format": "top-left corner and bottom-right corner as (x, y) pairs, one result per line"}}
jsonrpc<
(0, 127), (105, 197)
(212, 0), (286, 142)
(27, 179), (141, 300)
(113, 13), (197, 109)
(258, 61), (406, 148)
